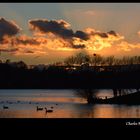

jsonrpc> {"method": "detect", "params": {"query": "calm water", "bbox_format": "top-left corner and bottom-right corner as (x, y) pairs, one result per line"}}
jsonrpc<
(0, 89), (140, 118)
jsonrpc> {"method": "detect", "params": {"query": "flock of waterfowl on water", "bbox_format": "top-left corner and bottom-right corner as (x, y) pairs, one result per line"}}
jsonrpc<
(0, 100), (59, 114)
(36, 106), (55, 113)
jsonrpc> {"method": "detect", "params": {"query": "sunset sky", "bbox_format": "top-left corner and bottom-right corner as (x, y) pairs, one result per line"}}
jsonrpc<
(0, 3), (140, 65)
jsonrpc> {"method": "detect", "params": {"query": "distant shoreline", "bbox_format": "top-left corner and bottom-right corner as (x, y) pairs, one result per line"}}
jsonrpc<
(0, 62), (140, 88)
(94, 91), (140, 105)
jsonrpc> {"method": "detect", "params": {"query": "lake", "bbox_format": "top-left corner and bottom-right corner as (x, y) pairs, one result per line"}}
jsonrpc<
(0, 89), (140, 118)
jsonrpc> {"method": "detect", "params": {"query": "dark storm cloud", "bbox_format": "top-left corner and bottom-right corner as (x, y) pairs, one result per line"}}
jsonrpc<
(107, 30), (117, 36)
(0, 48), (18, 53)
(28, 19), (121, 50)
(0, 18), (40, 46)
(88, 31), (108, 38)
(75, 31), (89, 40)
(29, 19), (73, 38)
(12, 37), (40, 46)
(29, 19), (89, 40)
(0, 17), (21, 42)
(96, 32), (108, 38)
(24, 50), (34, 53)
(73, 44), (86, 49)
(88, 30), (117, 38)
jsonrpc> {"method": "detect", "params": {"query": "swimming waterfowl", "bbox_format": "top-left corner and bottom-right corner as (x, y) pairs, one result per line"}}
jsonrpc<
(3, 106), (9, 109)
(45, 107), (53, 113)
(36, 106), (43, 111)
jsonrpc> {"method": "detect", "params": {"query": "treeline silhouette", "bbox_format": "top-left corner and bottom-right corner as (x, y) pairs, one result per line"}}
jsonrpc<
(0, 53), (140, 88)
(74, 89), (140, 104)
(64, 52), (140, 66)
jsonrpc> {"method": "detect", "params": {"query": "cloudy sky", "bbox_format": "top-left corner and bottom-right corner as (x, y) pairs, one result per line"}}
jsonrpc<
(0, 3), (140, 64)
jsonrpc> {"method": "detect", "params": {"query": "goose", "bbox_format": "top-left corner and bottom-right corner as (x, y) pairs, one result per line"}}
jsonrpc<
(36, 106), (43, 111)
(3, 106), (9, 109)
(17, 100), (20, 103)
(45, 107), (53, 113)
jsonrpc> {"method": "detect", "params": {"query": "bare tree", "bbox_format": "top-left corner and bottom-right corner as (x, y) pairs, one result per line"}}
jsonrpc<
(74, 89), (98, 104)
(91, 54), (103, 66)
(64, 53), (140, 66)
(105, 56), (115, 66)
(64, 52), (90, 66)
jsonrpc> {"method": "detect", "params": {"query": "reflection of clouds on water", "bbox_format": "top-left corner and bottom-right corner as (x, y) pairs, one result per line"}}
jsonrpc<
(96, 90), (113, 98)
(66, 104), (95, 118)
(0, 89), (140, 118)
(61, 104), (140, 118)
(0, 109), (46, 118)
(1, 102), (140, 118)
(0, 89), (86, 104)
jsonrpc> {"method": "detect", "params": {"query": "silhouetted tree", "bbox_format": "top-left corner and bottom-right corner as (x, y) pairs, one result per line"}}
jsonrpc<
(64, 53), (140, 66)
(16, 61), (28, 69)
(74, 89), (98, 104)
(64, 52), (90, 66)
(91, 54), (103, 66)
(5, 59), (10, 64)
(105, 56), (115, 66)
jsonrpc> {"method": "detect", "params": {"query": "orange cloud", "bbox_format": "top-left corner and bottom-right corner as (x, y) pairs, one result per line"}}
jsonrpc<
(1, 17), (140, 58)
(73, 28), (124, 51)
(0, 17), (21, 42)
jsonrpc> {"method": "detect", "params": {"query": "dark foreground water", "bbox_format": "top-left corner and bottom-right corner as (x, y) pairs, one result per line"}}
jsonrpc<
(0, 89), (140, 118)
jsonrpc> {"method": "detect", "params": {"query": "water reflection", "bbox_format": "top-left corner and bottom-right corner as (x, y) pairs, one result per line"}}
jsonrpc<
(0, 89), (140, 118)
(1, 103), (140, 118)
(74, 104), (140, 118)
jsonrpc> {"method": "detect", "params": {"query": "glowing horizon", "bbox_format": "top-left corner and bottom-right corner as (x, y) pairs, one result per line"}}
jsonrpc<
(0, 3), (140, 64)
